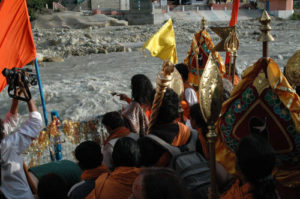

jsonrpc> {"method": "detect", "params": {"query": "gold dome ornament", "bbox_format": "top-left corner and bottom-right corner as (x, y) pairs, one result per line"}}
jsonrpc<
(285, 49), (300, 87)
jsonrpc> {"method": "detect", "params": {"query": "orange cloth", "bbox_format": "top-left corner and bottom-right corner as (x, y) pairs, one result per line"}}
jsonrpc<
(85, 167), (139, 199)
(171, 122), (191, 146)
(196, 128), (209, 160)
(216, 58), (300, 188)
(180, 100), (190, 121)
(220, 179), (253, 199)
(141, 104), (151, 120)
(81, 165), (108, 181)
(104, 127), (131, 145)
(0, 0), (36, 92)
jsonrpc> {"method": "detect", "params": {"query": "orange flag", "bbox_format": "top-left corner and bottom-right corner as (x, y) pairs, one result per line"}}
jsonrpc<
(0, 0), (36, 92)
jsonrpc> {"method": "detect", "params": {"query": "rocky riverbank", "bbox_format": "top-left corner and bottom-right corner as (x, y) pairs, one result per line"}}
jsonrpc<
(33, 11), (300, 63)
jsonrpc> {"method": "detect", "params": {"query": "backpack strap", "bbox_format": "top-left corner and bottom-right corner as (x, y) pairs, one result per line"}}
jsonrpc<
(183, 130), (198, 152)
(145, 134), (181, 156)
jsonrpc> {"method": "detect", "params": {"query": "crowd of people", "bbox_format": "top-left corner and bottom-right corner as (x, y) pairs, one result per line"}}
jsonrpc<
(0, 61), (298, 199)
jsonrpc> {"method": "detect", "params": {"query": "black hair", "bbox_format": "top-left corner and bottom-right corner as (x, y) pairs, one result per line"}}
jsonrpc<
(156, 88), (179, 125)
(175, 63), (189, 81)
(131, 74), (153, 106)
(102, 111), (125, 130)
(141, 167), (187, 199)
(112, 137), (140, 168)
(37, 173), (68, 199)
(138, 137), (165, 167)
(75, 141), (103, 170)
(236, 135), (277, 199)
(296, 86), (300, 96)
(189, 103), (208, 134)
(0, 119), (4, 142)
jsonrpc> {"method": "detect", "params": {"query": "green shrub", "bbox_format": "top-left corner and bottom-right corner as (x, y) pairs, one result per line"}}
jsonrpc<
(290, 13), (300, 20)
(27, 0), (57, 20)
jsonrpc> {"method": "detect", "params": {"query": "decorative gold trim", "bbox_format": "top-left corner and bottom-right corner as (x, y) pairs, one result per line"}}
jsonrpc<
(253, 70), (270, 96)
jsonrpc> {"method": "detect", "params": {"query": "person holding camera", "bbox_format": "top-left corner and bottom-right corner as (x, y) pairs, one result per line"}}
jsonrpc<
(0, 74), (43, 199)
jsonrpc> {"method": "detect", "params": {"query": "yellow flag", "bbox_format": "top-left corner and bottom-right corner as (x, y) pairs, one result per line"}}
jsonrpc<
(143, 19), (178, 64)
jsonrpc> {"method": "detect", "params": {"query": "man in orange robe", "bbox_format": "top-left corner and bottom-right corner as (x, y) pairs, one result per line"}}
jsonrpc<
(86, 137), (140, 199)
(101, 111), (131, 170)
(68, 141), (108, 199)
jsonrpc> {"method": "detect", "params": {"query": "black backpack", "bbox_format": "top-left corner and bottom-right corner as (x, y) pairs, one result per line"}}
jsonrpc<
(146, 130), (211, 191)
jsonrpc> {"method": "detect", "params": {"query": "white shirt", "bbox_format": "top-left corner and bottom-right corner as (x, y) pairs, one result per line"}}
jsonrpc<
(102, 133), (139, 170)
(0, 111), (43, 199)
(185, 88), (198, 107)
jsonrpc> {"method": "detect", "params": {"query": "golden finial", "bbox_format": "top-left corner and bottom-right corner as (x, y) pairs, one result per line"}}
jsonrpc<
(258, 10), (274, 58)
(258, 10), (274, 42)
(224, 26), (239, 84)
(224, 26), (239, 54)
(201, 17), (206, 30)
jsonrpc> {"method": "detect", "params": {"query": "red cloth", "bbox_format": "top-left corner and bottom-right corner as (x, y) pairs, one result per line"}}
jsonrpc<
(0, 0), (36, 92)
(225, 0), (240, 65)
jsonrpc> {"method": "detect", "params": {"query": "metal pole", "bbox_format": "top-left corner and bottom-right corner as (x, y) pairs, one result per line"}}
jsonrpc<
(34, 58), (48, 126)
(34, 58), (55, 161)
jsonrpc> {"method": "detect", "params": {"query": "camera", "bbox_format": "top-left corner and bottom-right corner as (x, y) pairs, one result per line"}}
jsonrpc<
(2, 67), (38, 101)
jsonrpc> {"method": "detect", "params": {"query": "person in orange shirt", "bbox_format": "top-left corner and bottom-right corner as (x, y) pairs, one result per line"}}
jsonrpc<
(101, 111), (132, 170)
(85, 137), (140, 199)
(219, 135), (278, 199)
(68, 141), (108, 199)
(118, 74), (153, 136)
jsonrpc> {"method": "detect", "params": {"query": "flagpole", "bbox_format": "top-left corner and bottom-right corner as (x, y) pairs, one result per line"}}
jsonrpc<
(34, 58), (48, 126)
(34, 58), (55, 161)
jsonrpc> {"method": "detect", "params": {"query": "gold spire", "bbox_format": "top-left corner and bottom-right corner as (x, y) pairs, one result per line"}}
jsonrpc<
(258, 10), (274, 42)
(201, 17), (206, 30)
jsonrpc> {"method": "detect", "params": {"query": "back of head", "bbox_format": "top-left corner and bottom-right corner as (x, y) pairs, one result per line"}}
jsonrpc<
(37, 173), (68, 199)
(102, 111), (125, 130)
(131, 74), (153, 106)
(236, 135), (276, 199)
(175, 63), (189, 81)
(138, 136), (165, 167)
(112, 137), (140, 168)
(75, 141), (103, 170)
(189, 103), (208, 134)
(156, 88), (179, 125)
(141, 167), (187, 199)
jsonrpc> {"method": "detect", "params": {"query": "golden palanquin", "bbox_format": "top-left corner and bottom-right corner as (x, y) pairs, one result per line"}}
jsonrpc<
(216, 58), (300, 189)
(184, 29), (226, 87)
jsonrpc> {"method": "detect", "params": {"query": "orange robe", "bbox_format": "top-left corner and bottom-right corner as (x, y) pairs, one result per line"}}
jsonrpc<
(85, 167), (139, 199)
(104, 127), (131, 145)
(81, 165), (108, 181)
(220, 179), (253, 199)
